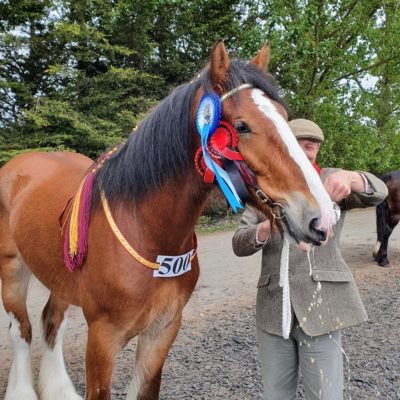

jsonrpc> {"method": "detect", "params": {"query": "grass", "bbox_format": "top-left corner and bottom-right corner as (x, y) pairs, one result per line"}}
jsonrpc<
(195, 213), (242, 235)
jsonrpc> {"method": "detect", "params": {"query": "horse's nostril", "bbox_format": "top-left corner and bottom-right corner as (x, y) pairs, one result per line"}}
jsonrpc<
(310, 218), (327, 242)
(310, 217), (320, 229)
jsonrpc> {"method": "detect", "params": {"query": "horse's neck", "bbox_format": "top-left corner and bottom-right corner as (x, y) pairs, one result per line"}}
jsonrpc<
(114, 173), (210, 254)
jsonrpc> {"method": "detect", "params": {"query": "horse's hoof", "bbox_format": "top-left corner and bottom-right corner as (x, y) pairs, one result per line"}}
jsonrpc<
(378, 259), (391, 267)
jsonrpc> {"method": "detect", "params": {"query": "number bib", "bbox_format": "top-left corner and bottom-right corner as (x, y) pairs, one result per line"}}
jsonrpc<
(153, 250), (193, 278)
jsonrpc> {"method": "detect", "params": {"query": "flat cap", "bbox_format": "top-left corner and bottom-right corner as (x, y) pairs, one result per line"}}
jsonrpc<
(288, 118), (324, 142)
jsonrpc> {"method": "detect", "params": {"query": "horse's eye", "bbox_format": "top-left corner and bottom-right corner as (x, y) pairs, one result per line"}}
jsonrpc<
(234, 121), (251, 135)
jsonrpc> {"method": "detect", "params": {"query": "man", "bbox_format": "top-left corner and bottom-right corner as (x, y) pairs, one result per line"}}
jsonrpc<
(232, 118), (388, 400)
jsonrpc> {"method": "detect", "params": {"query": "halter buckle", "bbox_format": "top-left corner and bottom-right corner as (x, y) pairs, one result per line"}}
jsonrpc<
(256, 189), (271, 204)
(256, 190), (285, 221)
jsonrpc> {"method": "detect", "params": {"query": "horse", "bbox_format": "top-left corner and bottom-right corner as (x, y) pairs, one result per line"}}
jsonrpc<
(373, 170), (400, 266)
(0, 41), (336, 400)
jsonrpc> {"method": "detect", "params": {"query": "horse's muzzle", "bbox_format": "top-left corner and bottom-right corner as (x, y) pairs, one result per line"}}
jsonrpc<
(309, 218), (327, 243)
(279, 194), (332, 246)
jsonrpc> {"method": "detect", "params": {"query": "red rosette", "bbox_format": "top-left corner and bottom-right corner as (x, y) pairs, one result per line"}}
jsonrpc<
(208, 121), (243, 161)
(203, 169), (215, 184)
(194, 147), (222, 184)
(195, 147), (207, 176)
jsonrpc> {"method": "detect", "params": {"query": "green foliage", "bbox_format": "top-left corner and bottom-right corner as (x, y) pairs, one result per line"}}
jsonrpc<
(18, 67), (164, 159)
(0, 0), (399, 175)
(236, 0), (400, 174)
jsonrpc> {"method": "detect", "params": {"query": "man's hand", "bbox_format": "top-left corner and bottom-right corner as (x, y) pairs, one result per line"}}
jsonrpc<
(323, 170), (364, 202)
(257, 220), (271, 242)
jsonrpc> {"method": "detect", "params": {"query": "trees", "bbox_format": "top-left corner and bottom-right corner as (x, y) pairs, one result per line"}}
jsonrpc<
(0, 0), (56, 126)
(238, 0), (399, 173)
(0, 0), (165, 160)
(366, 1), (400, 172)
(0, 0), (398, 173)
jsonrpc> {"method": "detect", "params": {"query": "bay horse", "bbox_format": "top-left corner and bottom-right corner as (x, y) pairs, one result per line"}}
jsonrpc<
(0, 41), (336, 400)
(373, 170), (400, 266)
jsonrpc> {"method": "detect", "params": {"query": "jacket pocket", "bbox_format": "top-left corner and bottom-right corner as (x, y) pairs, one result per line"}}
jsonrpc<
(312, 270), (352, 282)
(257, 273), (271, 288)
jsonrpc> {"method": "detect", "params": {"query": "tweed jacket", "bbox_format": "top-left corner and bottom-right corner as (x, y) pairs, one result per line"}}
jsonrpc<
(232, 169), (388, 337)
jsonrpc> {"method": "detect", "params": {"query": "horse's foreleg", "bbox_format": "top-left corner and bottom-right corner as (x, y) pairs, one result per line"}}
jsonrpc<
(85, 318), (125, 400)
(39, 294), (83, 400)
(1, 255), (38, 400)
(372, 241), (380, 261)
(376, 216), (399, 267)
(375, 236), (390, 266)
(127, 313), (182, 400)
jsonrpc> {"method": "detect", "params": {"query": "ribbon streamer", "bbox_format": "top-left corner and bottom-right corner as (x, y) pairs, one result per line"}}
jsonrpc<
(196, 93), (243, 213)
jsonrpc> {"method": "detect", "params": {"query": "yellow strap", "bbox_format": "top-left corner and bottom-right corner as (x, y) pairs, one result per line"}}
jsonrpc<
(101, 192), (197, 271)
(101, 191), (160, 270)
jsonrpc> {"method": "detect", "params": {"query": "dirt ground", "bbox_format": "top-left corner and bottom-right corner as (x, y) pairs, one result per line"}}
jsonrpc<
(1, 208), (399, 399)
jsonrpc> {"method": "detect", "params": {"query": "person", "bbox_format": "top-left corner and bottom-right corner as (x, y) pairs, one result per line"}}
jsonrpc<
(232, 118), (388, 400)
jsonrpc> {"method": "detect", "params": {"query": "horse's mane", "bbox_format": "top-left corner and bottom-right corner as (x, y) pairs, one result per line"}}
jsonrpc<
(92, 59), (285, 205)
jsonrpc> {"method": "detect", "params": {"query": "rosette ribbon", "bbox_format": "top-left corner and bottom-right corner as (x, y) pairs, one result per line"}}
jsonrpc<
(196, 93), (243, 213)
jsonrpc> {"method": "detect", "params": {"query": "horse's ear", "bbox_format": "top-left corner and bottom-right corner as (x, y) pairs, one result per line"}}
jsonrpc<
(251, 42), (270, 71)
(210, 40), (229, 95)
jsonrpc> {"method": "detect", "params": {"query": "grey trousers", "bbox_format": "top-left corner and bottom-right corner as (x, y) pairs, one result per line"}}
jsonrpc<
(257, 324), (343, 400)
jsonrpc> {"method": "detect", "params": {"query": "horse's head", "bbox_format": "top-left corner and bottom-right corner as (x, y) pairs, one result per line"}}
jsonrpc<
(194, 41), (336, 245)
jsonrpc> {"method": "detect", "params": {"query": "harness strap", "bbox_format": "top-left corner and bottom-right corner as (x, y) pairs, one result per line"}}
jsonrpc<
(234, 160), (285, 220)
(101, 191), (197, 270)
(221, 83), (253, 102)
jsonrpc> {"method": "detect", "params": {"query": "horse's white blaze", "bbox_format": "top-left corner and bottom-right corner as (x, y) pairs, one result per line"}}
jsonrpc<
(39, 317), (83, 400)
(251, 89), (335, 229)
(5, 313), (38, 400)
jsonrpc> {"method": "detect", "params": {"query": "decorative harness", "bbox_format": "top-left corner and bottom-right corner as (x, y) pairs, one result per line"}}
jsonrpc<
(61, 83), (283, 272)
(100, 191), (197, 270)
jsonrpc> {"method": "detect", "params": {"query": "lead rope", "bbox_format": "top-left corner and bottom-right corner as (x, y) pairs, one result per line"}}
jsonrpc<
(279, 233), (291, 339)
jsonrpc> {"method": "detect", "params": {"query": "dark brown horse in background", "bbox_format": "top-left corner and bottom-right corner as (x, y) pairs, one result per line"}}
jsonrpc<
(373, 170), (400, 266)
(0, 42), (335, 400)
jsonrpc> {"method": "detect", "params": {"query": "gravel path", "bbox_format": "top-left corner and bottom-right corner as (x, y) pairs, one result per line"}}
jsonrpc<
(1, 208), (399, 399)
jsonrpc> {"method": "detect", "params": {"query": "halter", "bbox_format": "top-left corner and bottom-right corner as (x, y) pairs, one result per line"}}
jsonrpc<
(221, 83), (252, 101)
(195, 83), (284, 218)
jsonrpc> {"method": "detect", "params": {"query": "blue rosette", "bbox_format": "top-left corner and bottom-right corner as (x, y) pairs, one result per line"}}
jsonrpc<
(195, 93), (243, 213)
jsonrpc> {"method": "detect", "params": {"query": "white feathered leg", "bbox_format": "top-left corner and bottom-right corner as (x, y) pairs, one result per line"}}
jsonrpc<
(38, 317), (83, 400)
(4, 313), (38, 400)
